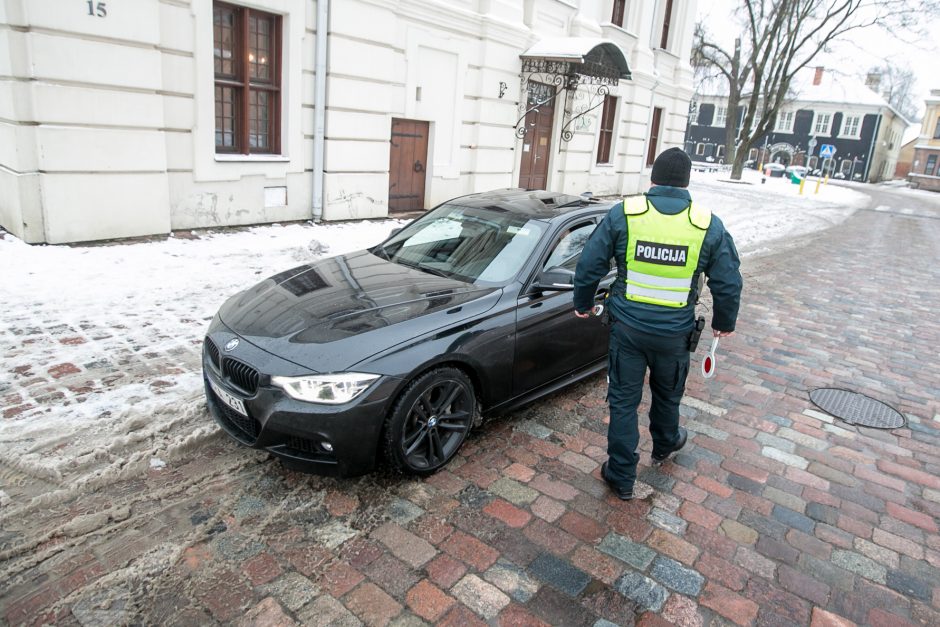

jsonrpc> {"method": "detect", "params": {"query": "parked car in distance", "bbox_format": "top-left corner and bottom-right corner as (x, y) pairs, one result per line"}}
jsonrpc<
(743, 159), (758, 170)
(203, 190), (618, 477)
(785, 165), (808, 178)
(763, 163), (786, 177)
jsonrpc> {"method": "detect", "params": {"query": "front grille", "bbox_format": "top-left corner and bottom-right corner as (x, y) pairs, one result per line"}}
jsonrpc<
(223, 358), (260, 395)
(204, 338), (221, 371)
(209, 387), (261, 444)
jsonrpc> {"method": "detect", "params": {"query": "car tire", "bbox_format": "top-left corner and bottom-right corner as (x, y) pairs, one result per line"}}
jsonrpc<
(383, 366), (477, 475)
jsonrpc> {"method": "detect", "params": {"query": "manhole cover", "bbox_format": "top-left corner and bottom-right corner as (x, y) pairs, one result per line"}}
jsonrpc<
(809, 388), (906, 429)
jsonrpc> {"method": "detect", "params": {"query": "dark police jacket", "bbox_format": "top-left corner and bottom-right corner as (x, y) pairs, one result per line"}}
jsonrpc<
(573, 186), (742, 336)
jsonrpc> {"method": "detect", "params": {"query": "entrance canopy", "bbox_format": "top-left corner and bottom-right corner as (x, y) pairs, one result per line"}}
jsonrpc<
(520, 38), (632, 85)
(514, 38), (631, 142)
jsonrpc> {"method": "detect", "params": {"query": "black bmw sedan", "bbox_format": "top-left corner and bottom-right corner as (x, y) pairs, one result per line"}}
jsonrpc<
(203, 189), (617, 477)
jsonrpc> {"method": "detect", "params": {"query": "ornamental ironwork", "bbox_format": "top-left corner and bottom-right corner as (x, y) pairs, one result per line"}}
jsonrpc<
(560, 84), (611, 142)
(514, 78), (564, 139)
(520, 57), (621, 87)
(514, 45), (630, 142)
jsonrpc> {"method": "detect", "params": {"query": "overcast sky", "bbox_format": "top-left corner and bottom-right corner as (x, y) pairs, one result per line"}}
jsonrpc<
(697, 1), (940, 122)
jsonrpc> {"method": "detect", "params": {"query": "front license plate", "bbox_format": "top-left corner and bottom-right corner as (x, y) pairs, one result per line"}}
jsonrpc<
(209, 376), (247, 416)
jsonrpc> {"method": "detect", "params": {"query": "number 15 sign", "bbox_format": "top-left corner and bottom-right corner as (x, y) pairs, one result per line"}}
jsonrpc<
(86, 1), (107, 17)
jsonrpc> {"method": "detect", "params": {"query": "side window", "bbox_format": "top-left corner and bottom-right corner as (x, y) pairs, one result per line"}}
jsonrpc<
(926, 155), (938, 176)
(543, 221), (597, 272)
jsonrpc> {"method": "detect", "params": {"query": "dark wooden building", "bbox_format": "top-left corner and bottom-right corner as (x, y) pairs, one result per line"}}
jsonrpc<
(684, 68), (908, 182)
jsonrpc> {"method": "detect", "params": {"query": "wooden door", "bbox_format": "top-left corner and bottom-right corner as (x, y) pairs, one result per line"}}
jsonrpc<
(388, 118), (429, 213)
(519, 82), (555, 190)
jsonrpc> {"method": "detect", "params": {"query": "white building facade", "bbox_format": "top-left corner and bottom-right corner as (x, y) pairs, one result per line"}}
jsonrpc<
(1, 0), (697, 244)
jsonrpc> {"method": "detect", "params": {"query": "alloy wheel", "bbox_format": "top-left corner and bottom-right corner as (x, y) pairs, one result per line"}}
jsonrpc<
(400, 378), (471, 470)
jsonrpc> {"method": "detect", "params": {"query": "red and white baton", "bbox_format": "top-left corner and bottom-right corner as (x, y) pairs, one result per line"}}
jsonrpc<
(702, 336), (719, 379)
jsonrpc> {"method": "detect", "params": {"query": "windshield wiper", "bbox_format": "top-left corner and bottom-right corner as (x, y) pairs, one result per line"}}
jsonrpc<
(415, 265), (453, 279)
(397, 259), (452, 279)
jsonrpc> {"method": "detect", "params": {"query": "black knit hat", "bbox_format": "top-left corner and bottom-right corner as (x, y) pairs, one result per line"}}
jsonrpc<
(650, 147), (691, 188)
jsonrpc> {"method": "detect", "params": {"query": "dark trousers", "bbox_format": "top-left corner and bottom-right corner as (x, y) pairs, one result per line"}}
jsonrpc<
(606, 321), (690, 487)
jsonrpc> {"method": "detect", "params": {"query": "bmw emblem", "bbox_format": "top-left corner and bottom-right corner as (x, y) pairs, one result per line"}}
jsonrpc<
(224, 338), (240, 352)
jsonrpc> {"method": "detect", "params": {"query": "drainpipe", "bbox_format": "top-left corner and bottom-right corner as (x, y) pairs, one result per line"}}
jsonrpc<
(311, 0), (329, 221)
(863, 112), (882, 183)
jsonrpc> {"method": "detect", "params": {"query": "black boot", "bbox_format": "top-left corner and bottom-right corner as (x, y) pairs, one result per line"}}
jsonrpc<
(652, 426), (688, 464)
(601, 462), (635, 500)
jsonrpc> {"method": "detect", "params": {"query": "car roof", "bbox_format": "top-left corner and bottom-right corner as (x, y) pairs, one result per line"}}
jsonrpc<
(444, 188), (616, 219)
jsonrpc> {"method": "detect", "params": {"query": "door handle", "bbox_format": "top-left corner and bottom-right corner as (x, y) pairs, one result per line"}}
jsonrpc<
(413, 160), (424, 173)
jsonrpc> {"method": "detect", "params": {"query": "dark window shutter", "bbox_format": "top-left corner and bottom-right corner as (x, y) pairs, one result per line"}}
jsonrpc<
(646, 107), (663, 167)
(596, 96), (617, 164)
(611, 0), (626, 27)
(660, 0), (674, 49)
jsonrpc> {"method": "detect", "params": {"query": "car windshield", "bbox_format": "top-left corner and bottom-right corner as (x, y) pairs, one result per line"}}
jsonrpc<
(374, 203), (547, 285)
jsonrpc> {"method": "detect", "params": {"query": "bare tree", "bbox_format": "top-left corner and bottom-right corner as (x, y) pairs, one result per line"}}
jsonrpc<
(865, 63), (919, 122)
(694, 0), (939, 180)
(692, 24), (745, 167)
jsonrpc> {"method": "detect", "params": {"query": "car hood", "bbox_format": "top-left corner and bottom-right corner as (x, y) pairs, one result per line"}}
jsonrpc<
(219, 249), (500, 372)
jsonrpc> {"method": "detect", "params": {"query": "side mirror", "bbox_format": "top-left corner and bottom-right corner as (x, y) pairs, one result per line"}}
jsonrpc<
(390, 227), (402, 237)
(535, 267), (575, 291)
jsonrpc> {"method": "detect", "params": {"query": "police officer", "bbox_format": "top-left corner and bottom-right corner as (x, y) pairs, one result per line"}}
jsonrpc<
(573, 147), (742, 500)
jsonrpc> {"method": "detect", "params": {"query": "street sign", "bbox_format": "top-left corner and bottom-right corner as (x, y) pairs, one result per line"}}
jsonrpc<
(820, 144), (836, 158)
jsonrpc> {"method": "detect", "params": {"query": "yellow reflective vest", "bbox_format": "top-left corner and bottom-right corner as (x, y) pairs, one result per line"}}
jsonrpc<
(623, 195), (711, 308)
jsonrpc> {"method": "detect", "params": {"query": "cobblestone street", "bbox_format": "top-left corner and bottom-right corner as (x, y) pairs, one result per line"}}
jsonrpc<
(2, 186), (940, 626)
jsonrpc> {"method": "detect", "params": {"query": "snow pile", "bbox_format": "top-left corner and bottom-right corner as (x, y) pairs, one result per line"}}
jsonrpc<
(0, 220), (403, 316)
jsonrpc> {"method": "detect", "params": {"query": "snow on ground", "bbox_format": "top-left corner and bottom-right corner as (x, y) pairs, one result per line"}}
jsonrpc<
(0, 220), (405, 512)
(689, 167), (870, 255)
(865, 179), (940, 201)
(0, 177), (869, 512)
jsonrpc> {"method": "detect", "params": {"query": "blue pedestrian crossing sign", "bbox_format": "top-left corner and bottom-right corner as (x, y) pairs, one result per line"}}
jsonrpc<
(819, 144), (836, 158)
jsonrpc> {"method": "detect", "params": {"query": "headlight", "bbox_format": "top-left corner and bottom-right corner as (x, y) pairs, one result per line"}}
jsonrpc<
(271, 373), (380, 404)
